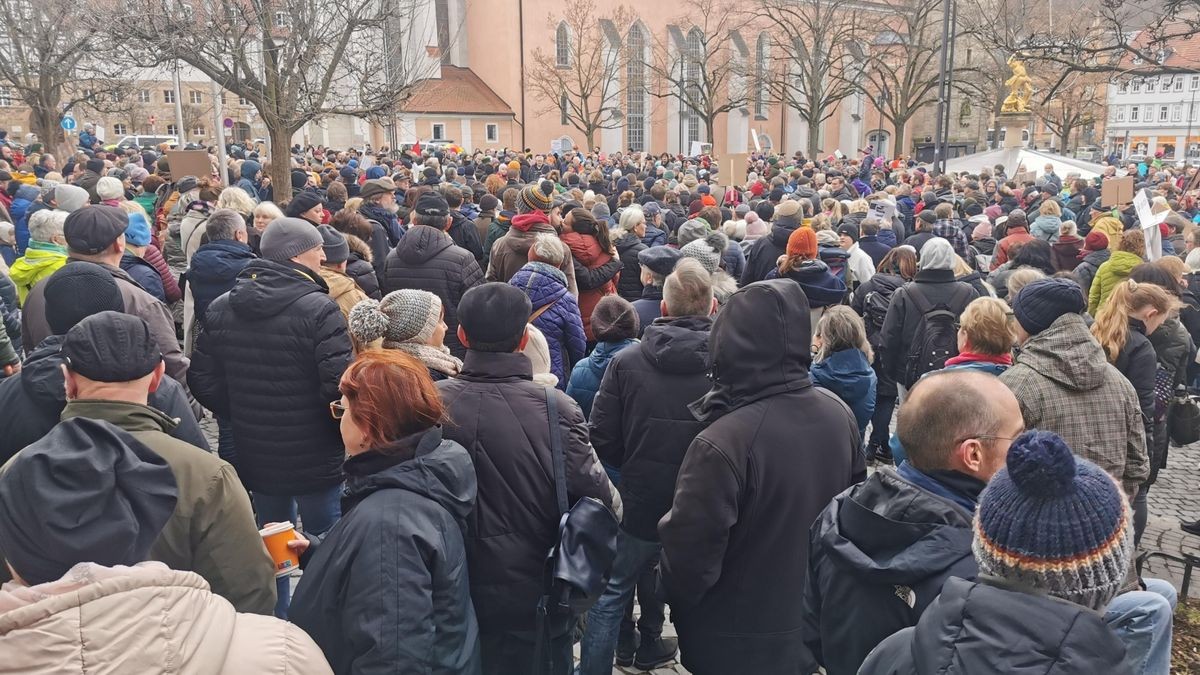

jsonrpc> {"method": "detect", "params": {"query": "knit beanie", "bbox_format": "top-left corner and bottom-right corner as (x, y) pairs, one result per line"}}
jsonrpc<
(1188, 248), (1200, 272)
(919, 237), (956, 271)
(1083, 230), (1109, 252)
(44, 262), (125, 336)
(592, 202), (611, 220)
(680, 232), (727, 275)
(54, 184), (89, 213)
(96, 176), (124, 201)
(348, 290), (443, 347)
(124, 211), (152, 247)
(973, 430), (1132, 611)
(1012, 277), (1086, 336)
(971, 222), (993, 240)
(479, 194), (499, 212)
(786, 227), (817, 259)
(519, 183), (553, 213)
(260, 217), (324, 262)
(286, 191), (324, 219)
(591, 295), (639, 342)
(677, 219), (711, 247)
(318, 225), (349, 264)
(816, 229), (841, 248)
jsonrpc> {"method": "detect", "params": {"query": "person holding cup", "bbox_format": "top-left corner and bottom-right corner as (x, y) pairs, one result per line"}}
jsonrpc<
(288, 350), (482, 674)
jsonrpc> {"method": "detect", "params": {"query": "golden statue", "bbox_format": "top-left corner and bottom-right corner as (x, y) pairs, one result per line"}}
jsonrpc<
(1001, 54), (1033, 113)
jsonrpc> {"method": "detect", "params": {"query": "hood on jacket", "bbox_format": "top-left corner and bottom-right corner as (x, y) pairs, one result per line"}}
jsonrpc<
(582, 339), (637, 378)
(781, 259), (848, 307)
(228, 258), (328, 320)
(239, 160), (262, 181)
(641, 315), (712, 375)
(1017, 313), (1109, 393)
(394, 224), (453, 265)
(811, 348), (874, 406)
(511, 211), (550, 233)
(767, 220), (800, 248)
(344, 427), (476, 527)
(18, 335), (68, 406)
(344, 233), (373, 263)
(8, 248), (67, 285)
(819, 467), (973, 585)
(690, 278), (812, 422)
(189, 240), (256, 285)
(1105, 250), (1143, 277)
(13, 184), (38, 203)
(509, 261), (568, 309)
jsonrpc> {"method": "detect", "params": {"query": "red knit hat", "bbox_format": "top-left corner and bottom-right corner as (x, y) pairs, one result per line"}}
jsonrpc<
(787, 227), (818, 259)
(1083, 230), (1108, 252)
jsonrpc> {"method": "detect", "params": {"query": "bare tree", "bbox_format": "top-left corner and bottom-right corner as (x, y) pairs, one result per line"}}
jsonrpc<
(0, 0), (133, 156)
(751, 0), (864, 159)
(859, 0), (945, 157)
(1034, 70), (1104, 152)
(528, 1), (636, 151)
(644, 0), (752, 150)
(120, 0), (442, 193)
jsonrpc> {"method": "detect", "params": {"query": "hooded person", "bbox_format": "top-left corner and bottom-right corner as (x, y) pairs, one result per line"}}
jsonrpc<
(486, 181), (578, 294)
(565, 294), (639, 419)
(347, 289), (462, 380)
(860, 431), (1139, 675)
(767, 227), (847, 324)
(741, 198), (803, 285)
(0, 416), (332, 674)
(659, 279), (865, 675)
(1089, 230), (1146, 315)
(235, 159), (263, 203)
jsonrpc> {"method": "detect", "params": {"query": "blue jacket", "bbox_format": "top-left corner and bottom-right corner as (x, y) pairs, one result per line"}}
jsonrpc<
(722, 241), (745, 279)
(187, 240), (257, 325)
(234, 160), (263, 203)
(509, 262), (586, 388)
(566, 338), (636, 419)
(768, 260), (848, 308)
(811, 348), (876, 438)
(642, 224), (668, 248)
(120, 252), (166, 303)
(11, 184), (40, 254)
(857, 235), (892, 268)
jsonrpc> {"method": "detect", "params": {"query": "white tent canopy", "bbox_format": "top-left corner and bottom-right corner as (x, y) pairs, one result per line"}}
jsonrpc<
(943, 147), (1106, 180)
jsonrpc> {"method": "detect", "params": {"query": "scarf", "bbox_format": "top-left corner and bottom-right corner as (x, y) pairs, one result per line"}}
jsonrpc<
(384, 340), (463, 377)
(27, 239), (67, 255)
(944, 352), (1012, 367)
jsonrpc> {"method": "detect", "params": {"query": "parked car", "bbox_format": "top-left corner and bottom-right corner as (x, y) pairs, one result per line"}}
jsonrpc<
(105, 135), (180, 151)
(1074, 146), (1102, 162)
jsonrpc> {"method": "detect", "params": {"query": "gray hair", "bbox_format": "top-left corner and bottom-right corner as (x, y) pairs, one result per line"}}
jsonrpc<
(663, 258), (714, 318)
(253, 201), (284, 221)
(216, 186), (257, 216)
(530, 232), (566, 266)
(815, 305), (873, 363)
(28, 209), (67, 243)
(205, 208), (247, 241)
(618, 204), (645, 234)
(1006, 267), (1046, 302)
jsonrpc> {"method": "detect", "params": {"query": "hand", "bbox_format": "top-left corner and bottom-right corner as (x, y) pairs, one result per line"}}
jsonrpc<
(2, 362), (18, 376)
(265, 522), (309, 555)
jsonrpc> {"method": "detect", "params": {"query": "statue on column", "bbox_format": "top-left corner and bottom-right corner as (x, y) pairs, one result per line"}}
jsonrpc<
(1001, 54), (1033, 113)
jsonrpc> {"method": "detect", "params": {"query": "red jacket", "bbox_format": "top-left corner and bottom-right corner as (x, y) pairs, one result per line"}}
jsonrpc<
(992, 226), (1035, 270)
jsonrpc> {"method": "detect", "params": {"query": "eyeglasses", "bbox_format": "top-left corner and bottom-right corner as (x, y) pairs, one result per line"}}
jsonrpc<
(329, 400), (347, 420)
(954, 431), (1024, 446)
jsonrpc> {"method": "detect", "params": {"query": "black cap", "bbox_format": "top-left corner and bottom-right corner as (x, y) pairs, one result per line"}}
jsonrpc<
(837, 224), (859, 243)
(458, 283), (532, 351)
(63, 206), (129, 255)
(285, 190), (324, 218)
(45, 262), (124, 335)
(63, 311), (162, 382)
(414, 192), (450, 218)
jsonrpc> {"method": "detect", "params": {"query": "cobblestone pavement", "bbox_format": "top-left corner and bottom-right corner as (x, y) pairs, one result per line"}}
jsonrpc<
(1139, 441), (1200, 599)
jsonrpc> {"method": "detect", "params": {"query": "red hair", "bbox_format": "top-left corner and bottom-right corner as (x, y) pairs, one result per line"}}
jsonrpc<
(339, 350), (445, 450)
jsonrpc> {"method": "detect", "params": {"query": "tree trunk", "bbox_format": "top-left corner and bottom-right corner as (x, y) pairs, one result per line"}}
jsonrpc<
(585, 127), (596, 153)
(705, 116), (715, 155)
(1059, 127), (1071, 155)
(267, 123), (297, 205)
(990, 91), (1006, 150)
(806, 115), (821, 159)
(31, 107), (69, 159)
(893, 118), (907, 159)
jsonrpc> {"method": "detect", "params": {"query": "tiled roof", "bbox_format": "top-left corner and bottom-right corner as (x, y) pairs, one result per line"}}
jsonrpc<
(400, 66), (513, 116)
(1122, 23), (1200, 71)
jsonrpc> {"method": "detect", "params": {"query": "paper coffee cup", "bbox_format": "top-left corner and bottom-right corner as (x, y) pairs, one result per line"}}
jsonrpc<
(260, 522), (300, 578)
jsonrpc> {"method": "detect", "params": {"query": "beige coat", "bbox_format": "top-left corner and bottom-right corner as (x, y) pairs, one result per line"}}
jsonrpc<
(0, 563), (332, 674)
(318, 266), (369, 323)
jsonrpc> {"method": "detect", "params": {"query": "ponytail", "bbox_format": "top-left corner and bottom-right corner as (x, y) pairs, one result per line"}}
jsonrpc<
(1091, 278), (1179, 361)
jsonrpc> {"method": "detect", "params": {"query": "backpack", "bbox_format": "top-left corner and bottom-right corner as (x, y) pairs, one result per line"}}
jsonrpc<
(863, 288), (893, 342)
(902, 283), (974, 388)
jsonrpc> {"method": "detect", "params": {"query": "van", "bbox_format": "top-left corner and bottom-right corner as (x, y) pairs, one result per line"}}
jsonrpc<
(105, 135), (180, 151)
(1074, 146), (1102, 162)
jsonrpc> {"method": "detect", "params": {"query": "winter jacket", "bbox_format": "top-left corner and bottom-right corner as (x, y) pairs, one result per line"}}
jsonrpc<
(381, 225), (484, 359)
(485, 212), (578, 294)
(561, 231), (620, 341)
(851, 273), (907, 350)
(1051, 235), (1084, 271)
(1111, 321), (1158, 448)
(811, 348), (876, 438)
(803, 467), (979, 675)
(22, 259), (189, 385)
(566, 338), (636, 419)
(879, 269), (978, 385)
(612, 231), (646, 301)
(9, 184), (38, 253)
(590, 315), (712, 542)
(509, 262), (586, 387)
(1074, 248), (1110, 297)
(741, 216), (801, 286)
(358, 201), (404, 248)
(0, 273), (19, 356)
(121, 251), (167, 303)
(991, 225), (1035, 270)
(436, 351), (617, 633)
(447, 210), (484, 263)
(642, 223), (668, 248)
(1031, 214), (1063, 241)
(1146, 318), (1194, 483)
(481, 214), (510, 271)
(632, 284), (663, 338)
(318, 267), (370, 324)
(970, 236), (996, 256)
(9, 246), (67, 305)
(1090, 215), (1126, 251)
(857, 235), (892, 268)
(999, 313), (1148, 499)
(60, 400), (276, 616)
(859, 577), (1132, 675)
(0, 563), (332, 675)
(188, 259), (352, 496)
(234, 160), (263, 203)
(1088, 250), (1143, 314)
(769, 259), (849, 309)
(186, 240), (256, 330)
(903, 231), (935, 257)
(291, 427), (482, 675)
(0, 335), (205, 463)
(474, 210), (496, 248)
(659, 280), (864, 675)
(722, 241), (745, 279)
(344, 235), (381, 300)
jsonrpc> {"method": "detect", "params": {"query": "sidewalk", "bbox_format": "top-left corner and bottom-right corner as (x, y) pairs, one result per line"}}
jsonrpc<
(1140, 440), (1200, 599)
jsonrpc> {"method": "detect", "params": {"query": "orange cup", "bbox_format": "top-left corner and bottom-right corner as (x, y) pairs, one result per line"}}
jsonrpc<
(260, 522), (300, 578)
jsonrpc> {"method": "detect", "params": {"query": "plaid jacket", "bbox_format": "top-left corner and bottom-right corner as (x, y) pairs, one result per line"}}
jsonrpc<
(932, 219), (975, 267)
(1000, 313), (1149, 498)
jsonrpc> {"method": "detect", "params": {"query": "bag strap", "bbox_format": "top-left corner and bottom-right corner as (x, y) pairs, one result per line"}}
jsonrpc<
(544, 386), (569, 515)
(530, 302), (554, 324)
(906, 283), (933, 315)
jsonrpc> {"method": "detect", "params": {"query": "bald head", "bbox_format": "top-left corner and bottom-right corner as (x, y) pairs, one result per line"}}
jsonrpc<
(897, 370), (1023, 481)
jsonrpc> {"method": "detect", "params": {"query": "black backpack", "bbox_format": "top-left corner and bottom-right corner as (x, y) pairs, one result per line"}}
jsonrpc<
(863, 289), (892, 342)
(902, 284), (974, 388)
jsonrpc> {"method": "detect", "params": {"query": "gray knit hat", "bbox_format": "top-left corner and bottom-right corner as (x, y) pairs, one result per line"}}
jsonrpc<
(677, 219), (711, 247)
(680, 232), (727, 275)
(318, 225), (349, 264)
(260, 217), (323, 262)
(349, 290), (443, 346)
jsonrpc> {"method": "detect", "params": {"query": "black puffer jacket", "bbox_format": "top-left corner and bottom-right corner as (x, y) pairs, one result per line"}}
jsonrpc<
(437, 351), (617, 633)
(187, 239), (257, 326)
(612, 231), (646, 302)
(1074, 248), (1111, 297)
(802, 468), (978, 675)
(381, 225), (484, 359)
(188, 259), (352, 496)
(659, 280), (864, 675)
(590, 315), (712, 542)
(859, 577), (1132, 675)
(291, 427), (482, 674)
(879, 269), (978, 386)
(740, 216), (801, 286)
(1113, 320), (1158, 448)
(0, 335), (207, 464)
(448, 210), (484, 263)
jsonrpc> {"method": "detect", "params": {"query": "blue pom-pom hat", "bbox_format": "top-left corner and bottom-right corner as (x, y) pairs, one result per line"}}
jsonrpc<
(972, 430), (1133, 610)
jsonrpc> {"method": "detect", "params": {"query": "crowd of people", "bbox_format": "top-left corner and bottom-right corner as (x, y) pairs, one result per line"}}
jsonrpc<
(0, 136), (1194, 674)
